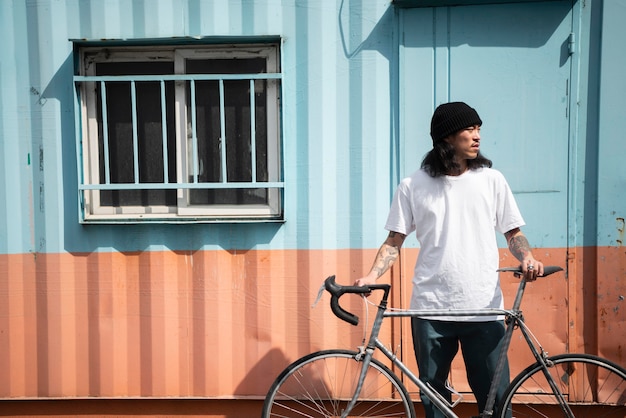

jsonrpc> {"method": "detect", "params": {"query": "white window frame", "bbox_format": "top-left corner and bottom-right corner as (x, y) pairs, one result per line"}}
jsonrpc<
(74, 41), (283, 223)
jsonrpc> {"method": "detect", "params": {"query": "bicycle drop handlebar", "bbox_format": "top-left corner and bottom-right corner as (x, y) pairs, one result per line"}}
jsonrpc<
(324, 276), (391, 325)
(324, 266), (563, 326)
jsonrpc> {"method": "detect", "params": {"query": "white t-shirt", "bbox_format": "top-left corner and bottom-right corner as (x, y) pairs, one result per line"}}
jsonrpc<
(385, 167), (525, 321)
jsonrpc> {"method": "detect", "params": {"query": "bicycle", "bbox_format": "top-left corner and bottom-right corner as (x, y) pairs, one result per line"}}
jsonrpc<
(262, 266), (626, 417)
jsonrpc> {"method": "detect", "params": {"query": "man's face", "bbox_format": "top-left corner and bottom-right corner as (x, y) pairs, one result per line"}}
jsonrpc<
(445, 125), (481, 161)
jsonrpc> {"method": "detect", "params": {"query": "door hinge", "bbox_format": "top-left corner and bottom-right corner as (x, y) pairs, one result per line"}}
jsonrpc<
(568, 32), (576, 56)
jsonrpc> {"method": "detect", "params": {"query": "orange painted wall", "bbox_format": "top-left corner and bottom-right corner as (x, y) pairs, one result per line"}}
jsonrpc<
(0, 247), (623, 416)
(0, 249), (380, 399)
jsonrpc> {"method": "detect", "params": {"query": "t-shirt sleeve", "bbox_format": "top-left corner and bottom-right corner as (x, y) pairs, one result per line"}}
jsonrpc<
(384, 180), (416, 236)
(494, 171), (526, 234)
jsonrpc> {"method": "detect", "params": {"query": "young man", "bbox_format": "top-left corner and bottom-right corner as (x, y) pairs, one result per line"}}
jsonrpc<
(355, 102), (543, 418)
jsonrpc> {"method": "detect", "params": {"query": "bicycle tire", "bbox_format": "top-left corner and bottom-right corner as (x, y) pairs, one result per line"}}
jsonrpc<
(262, 349), (416, 417)
(497, 353), (626, 418)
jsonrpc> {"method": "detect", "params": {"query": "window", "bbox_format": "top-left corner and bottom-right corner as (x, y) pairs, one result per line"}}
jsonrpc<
(73, 40), (283, 223)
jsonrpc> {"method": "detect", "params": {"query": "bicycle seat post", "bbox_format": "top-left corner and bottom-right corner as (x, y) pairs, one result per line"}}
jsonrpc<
(482, 271), (534, 417)
(480, 274), (527, 417)
(509, 276), (529, 313)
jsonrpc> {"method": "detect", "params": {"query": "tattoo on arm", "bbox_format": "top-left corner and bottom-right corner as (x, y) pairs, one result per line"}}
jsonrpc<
(371, 244), (400, 277)
(368, 231), (405, 278)
(508, 234), (531, 262)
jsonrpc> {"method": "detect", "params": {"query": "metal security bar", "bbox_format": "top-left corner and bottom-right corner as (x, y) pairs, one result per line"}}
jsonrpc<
(73, 73), (283, 192)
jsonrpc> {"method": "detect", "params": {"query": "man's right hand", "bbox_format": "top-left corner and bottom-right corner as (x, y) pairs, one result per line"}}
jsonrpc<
(353, 277), (377, 287)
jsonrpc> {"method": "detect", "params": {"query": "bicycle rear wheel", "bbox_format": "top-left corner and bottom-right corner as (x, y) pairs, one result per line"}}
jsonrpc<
(498, 353), (626, 418)
(262, 349), (416, 417)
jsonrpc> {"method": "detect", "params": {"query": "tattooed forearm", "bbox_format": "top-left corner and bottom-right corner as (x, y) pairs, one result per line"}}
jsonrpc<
(371, 244), (400, 277)
(363, 231), (405, 280)
(508, 233), (531, 262)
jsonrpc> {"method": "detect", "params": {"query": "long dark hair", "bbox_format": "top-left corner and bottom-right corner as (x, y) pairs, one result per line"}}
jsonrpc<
(421, 140), (492, 177)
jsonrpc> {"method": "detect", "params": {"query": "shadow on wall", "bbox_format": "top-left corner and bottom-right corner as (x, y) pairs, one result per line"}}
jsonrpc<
(233, 348), (293, 417)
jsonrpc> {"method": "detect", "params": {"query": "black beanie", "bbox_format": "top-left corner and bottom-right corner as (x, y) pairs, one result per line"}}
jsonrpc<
(430, 102), (482, 142)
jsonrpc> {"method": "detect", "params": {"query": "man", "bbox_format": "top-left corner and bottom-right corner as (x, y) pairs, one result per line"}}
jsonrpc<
(355, 102), (543, 418)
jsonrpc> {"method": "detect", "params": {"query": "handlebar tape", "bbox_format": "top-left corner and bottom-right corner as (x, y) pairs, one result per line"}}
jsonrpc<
(324, 276), (368, 325)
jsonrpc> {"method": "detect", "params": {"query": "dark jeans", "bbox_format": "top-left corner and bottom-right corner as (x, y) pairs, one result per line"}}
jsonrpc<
(411, 317), (512, 418)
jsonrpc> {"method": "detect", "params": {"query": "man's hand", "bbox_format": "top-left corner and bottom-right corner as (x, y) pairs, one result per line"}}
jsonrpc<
(353, 277), (377, 287)
(520, 257), (544, 281)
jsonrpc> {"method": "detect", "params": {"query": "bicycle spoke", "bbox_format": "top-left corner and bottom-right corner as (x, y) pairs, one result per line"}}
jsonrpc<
(499, 354), (626, 418)
(263, 350), (415, 417)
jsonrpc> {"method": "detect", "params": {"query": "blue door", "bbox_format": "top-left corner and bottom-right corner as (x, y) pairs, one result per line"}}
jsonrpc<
(398, 0), (574, 248)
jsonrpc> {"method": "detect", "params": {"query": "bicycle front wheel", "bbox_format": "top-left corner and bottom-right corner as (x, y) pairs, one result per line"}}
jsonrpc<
(262, 349), (416, 417)
(498, 353), (626, 418)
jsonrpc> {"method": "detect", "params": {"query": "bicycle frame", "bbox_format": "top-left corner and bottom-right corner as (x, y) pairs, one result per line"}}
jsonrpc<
(341, 273), (568, 418)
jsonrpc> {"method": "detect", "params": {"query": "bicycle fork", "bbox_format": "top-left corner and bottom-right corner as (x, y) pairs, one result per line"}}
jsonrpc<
(341, 298), (389, 418)
(341, 347), (375, 418)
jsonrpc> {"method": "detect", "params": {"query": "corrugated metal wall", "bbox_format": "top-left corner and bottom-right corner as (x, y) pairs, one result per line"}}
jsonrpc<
(0, 0), (398, 401)
(0, 0), (624, 416)
(0, 250), (376, 398)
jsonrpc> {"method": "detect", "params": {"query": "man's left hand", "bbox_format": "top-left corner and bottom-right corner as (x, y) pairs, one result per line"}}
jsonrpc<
(521, 258), (543, 281)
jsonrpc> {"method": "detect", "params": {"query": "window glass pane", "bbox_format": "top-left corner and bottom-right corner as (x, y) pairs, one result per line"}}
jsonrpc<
(187, 57), (267, 75)
(254, 79), (269, 183)
(224, 79), (253, 183)
(186, 58), (269, 205)
(189, 79), (220, 182)
(96, 62), (176, 206)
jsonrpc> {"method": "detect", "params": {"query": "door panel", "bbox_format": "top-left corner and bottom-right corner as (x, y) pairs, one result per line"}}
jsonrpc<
(399, 0), (571, 246)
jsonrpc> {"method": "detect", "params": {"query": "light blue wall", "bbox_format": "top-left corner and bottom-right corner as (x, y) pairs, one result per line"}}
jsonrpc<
(596, 0), (626, 247)
(0, 0), (623, 255)
(0, 0), (395, 254)
(566, 0), (626, 249)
